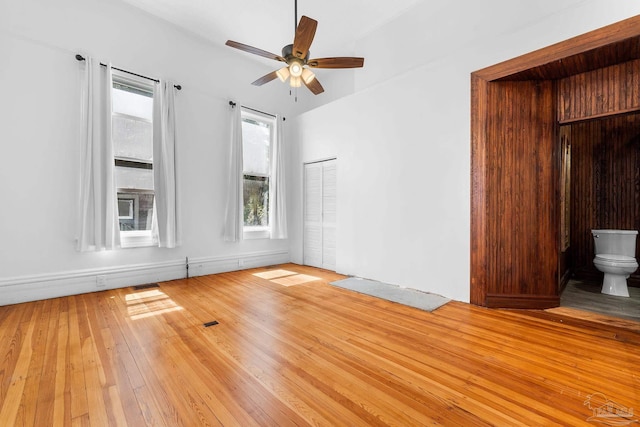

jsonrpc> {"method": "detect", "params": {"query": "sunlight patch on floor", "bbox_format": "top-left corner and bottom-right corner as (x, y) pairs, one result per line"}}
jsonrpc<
(253, 269), (297, 280)
(126, 289), (166, 302)
(271, 274), (321, 287)
(253, 269), (321, 286)
(125, 289), (183, 320)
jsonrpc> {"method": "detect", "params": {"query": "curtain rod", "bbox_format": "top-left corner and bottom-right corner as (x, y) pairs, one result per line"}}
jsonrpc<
(228, 101), (285, 121)
(75, 54), (182, 90)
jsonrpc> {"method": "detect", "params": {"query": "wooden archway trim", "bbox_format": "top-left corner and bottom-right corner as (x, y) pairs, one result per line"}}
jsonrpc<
(475, 15), (640, 82)
(470, 15), (640, 308)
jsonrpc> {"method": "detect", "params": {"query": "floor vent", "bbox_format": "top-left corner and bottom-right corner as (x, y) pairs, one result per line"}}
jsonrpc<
(203, 321), (219, 327)
(132, 283), (160, 290)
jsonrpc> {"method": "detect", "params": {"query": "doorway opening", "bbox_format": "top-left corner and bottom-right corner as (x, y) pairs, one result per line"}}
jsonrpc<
(559, 112), (640, 321)
(470, 15), (640, 309)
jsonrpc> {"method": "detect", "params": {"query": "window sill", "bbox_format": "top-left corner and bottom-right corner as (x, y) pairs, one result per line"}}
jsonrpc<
(120, 230), (157, 248)
(243, 227), (271, 240)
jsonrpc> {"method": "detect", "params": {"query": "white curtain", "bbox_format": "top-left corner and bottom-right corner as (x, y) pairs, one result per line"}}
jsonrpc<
(223, 103), (244, 242)
(269, 115), (288, 239)
(152, 80), (180, 248)
(76, 57), (120, 251)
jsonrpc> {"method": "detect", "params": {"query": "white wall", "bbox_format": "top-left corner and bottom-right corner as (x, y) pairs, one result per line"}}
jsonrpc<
(289, 0), (640, 303)
(0, 0), (304, 304)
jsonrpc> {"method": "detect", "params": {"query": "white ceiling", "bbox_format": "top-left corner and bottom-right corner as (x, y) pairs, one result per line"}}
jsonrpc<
(119, 0), (423, 59)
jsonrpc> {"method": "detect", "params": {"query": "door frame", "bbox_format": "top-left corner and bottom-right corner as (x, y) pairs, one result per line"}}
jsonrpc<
(470, 15), (640, 308)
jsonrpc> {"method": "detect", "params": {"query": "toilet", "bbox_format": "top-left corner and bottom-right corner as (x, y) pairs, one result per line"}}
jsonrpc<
(591, 229), (638, 297)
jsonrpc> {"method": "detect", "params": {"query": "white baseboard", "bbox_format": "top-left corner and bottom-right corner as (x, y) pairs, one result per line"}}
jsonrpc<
(0, 250), (289, 306)
(187, 250), (290, 278)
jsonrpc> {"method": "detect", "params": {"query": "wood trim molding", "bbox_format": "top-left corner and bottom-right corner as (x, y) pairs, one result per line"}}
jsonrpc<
(485, 294), (561, 309)
(469, 75), (488, 305)
(473, 14), (640, 81)
(558, 106), (640, 125)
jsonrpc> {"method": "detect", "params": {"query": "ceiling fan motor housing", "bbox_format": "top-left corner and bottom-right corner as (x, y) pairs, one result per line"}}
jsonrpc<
(282, 44), (310, 64)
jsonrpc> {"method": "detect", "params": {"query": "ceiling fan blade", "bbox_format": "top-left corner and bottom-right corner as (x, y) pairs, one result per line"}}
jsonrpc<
(225, 40), (286, 62)
(304, 76), (324, 95)
(307, 57), (365, 69)
(252, 71), (279, 86)
(292, 16), (317, 59)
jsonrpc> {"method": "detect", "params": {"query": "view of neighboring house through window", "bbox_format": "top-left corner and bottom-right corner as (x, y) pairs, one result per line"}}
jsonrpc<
(112, 75), (155, 247)
(241, 109), (274, 238)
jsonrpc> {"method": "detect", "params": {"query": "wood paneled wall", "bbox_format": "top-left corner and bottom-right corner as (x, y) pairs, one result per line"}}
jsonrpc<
(471, 79), (559, 308)
(558, 59), (640, 123)
(568, 113), (640, 283)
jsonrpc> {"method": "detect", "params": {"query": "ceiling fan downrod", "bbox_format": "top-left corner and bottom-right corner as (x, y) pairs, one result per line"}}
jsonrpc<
(294, 0), (298, 36)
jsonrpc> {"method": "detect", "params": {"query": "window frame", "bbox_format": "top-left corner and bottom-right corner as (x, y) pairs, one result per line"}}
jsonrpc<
(241, 109), (276, 240)
(111, 71), (157, 248)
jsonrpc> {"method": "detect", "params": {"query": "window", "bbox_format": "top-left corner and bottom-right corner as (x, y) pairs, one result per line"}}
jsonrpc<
(241, 109), (275, 239)
(112, 74), (156, 247)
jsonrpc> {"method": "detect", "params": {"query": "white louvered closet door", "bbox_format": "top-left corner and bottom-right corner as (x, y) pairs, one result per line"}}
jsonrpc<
(303, 159), (336, 271)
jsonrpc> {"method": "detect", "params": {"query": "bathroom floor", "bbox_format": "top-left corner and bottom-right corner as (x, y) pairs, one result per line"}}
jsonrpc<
(560, 279), (640, 322)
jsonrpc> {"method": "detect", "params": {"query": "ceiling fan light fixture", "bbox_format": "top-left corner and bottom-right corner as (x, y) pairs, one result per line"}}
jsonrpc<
(289, 61), (303, 77)
(290, 75), (302, 88)
(301, 68), (315, 84)
(276, 66), (290, 82)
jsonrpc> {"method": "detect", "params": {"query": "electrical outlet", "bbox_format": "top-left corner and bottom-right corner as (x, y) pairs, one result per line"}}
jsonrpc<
(238, 259), (244, 267)
(96, 275), (107, 288)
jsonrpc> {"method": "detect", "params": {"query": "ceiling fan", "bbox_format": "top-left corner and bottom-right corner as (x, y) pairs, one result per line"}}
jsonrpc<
(225, 1), (364, 95)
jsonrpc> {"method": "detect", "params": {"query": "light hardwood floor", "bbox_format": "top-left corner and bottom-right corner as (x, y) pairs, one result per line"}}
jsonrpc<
(1, 264), (639, 426)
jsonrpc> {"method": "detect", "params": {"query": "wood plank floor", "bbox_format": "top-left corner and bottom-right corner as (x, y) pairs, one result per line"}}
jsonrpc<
(1, 264), (639, 426)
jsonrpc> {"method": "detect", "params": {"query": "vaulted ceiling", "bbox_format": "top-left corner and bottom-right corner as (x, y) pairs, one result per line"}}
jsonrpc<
(118, 0), (422, 60)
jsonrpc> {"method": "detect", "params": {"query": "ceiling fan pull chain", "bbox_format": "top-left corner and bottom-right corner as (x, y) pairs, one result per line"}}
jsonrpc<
(288, 87), (298, 102)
